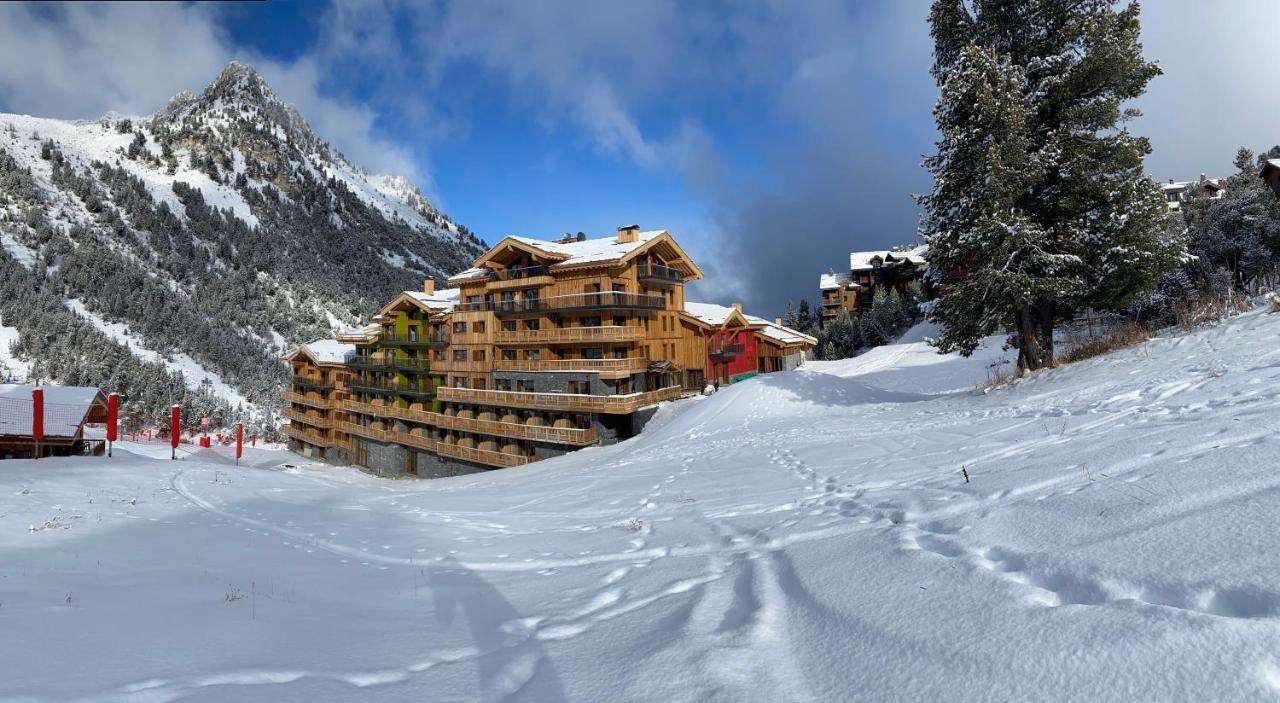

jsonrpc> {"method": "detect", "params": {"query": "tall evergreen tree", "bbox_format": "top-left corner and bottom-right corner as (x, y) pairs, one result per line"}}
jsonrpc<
(923, 0), (1180, 371)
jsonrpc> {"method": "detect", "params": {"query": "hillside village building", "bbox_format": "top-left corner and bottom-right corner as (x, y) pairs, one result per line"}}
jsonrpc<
(1161, 175), (1227, 210)
(283, 226), (814, 478)
(819, 245), (928, 325)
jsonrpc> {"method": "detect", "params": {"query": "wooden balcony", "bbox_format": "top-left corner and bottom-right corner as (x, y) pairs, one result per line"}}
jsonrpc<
(349, 356), (432, 373)
(433, 414), (597, 445)
(338, 399), (437, 426)
(494, 325), (645, 345)
(282, 407), (333, 429)
(436, 442), (530, 468)
(482, 265), (555, 291)
(436, 385), (684, 414)
(282, 390), (334, 409)
(291, 377), (334, 392)
(492, 357), (648, 377)
(381, 331), (450, 348)
(709, 344), (746, 359)
(336, 420), (391, 443)
(283, 423), (335, 447)
(636, 262), (686, 286)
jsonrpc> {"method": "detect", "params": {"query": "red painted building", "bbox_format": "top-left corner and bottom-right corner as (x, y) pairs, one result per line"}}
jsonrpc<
(706, 325), (758, 385)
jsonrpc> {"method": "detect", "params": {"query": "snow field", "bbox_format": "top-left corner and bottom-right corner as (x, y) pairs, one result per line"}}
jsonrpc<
(3, 312), (1280, 701)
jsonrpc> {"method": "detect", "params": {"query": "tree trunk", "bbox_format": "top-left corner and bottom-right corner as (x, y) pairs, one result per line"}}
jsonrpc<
(1037, 300), (1055, 366)
(1015, 305), (1046, 372)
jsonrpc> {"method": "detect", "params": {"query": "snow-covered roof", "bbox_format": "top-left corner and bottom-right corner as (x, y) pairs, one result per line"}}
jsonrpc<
(850, 251), (892, 271)
(1161, 180), (1194, 192)
(405, 287), (461, 310)
(286, 339), (354, 365)
(1264, 159), (1280, 174)
(899, 244), (929, 265)
(683, 302), (740, 327)
(741, 314), (818, 346)
(0, 384), (105, 438)
(820, 272), (853, 290)
(509, 231), (665, 266)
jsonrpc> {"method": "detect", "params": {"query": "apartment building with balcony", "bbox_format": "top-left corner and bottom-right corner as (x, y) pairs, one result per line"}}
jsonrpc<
(285, 225), (814, 478)
(281, 339), (355, 462)
(819, 244), (929, 325)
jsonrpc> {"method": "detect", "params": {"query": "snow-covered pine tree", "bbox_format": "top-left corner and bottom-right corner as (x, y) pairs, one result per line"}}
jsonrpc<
(924, 0), (1180, 370)
(920, 44), (1066, 370)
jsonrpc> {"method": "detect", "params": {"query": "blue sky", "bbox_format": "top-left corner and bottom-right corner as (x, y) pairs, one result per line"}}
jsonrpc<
(1, 1), (1278, 316)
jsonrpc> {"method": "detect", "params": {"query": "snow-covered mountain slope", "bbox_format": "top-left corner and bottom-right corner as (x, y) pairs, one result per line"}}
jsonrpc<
(4, 311), (1280, 701)
(0, 61), (485, 425)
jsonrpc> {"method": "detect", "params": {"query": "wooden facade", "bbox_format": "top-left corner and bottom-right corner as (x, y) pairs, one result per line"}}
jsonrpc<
(284, 226), (814, 477)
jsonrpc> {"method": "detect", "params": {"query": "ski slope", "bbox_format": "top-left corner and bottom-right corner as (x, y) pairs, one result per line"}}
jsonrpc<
(3, 313), (1280, 701)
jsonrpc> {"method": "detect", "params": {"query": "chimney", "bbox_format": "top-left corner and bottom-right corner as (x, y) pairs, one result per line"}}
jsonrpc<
(617, 224), (640, 244)
(775, 317), (783, 326)
(423, 279), (436, 295)
(1168, 179), (1174, 184)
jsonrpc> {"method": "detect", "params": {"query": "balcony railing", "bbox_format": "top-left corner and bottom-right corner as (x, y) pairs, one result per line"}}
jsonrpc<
(709, 344), (746, 358)
(436, 442), (530, 468)
(488, 264), (548, 281)
(282, 407), (332, 429)
(349, 356), (432, 373)
(433, 414), (597, 445)
(339, 399), (436, 426)
(282, 390), (334, 409)
(494, 325), (645, 345)
(437, 385), (684, 414)
(492, 357), (648, 375)
(291, 377), (333, 392)
(455, 292), (665, 316)
(381, 331), (449, 347)
(348, 379), (436, 399)
(636, 262), (685, 285)
(283, 423), (334, 447)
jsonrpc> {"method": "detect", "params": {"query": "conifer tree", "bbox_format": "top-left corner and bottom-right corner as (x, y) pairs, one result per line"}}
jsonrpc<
(922, 0), (1180, 370)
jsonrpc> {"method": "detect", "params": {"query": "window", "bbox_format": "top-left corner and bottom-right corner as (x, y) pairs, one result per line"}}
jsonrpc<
(474, 321), (486, 334)
(612, 283), (625, 292)
(525, 349), (541, 361)
(453, 322), (467, 334)
(434, 350), (446, 361)
(473, 349), (486, 362)
(583, 347), (604, 360)
(453, 349), (468, 362)
(613, 346), (628, 359)
(613, 316), (626, 327)
(453, 376), (469, 388)
(501, 320), (517, 332)
(467, 295), (481, 304)
(568, 380), (591, 395)
(582, 316), (602, 327)
(523, 319), (540, 331)
(502, 349), (518, 361)
(408, 325), (419, 341)
(516, 379), (531, 392)
(495, 379), (512, 391)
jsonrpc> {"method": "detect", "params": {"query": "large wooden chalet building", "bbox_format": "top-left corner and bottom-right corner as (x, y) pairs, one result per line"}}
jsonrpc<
(819, 244), (929, 326)
(283, 226), (814, 478)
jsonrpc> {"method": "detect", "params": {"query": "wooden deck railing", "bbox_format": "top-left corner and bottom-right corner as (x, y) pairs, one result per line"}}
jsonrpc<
(282, 407), (333, 429)
(492, 357), (648, 375)
(435, 442), (530, 468)
(494, 325), (645, 345)
(436, 385), (683, 414)
(282, 424), (334, 447)
(339, 399), (597, 445)
(433, 414), (597, 445)
(282, 390), (334, 409)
